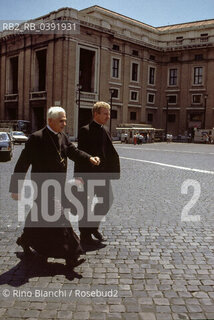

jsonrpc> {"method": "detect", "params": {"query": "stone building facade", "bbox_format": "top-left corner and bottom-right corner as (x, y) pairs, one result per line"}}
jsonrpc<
(0, 5), (214, 137)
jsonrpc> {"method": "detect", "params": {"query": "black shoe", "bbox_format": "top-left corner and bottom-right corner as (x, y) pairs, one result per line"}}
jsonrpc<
(92, 231), (107, 242)
(16, 237), (32, 255)
(80, 234), (100, 246)
(66, 258), (86, 269)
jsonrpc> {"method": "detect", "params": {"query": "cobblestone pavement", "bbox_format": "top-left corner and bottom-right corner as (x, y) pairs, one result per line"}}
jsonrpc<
(0, 142), (214, 320)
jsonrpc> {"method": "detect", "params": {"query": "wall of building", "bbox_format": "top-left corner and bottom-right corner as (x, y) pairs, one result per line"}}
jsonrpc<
(0, 6), (213, 138)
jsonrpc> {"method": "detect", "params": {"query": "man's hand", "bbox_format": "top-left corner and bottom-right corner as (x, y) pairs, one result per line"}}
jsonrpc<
(11, 193), (20, 200)
(89, 156), (100, 166)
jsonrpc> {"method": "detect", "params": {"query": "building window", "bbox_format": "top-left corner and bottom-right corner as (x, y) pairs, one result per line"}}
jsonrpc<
(110, 88), (119, 98)
(169, 69), (177, 86)
(132, 50), (138, 56)
(168, 95), (177, 104)
(200, 33), (208, 42)
(195, 54), (203, 61)
(35, 49), (47, 91)
(113, 44), (120, 51)
(149, 67), (155, 85)
(192, 95), (201, 104)
(9, 56), (18, 94)
(79, 48), (96, 92)
(112, 58), (120, 78)
(194, 67), (203, 85)
(130, 91), (138, 101)
(176, 36), (183, 44)
(150, 55), (155, 61)
(131, 63), (139, 82)
(170, 56), (178, 63)
(168, 114), (176, 122)
(190, 113), (201, 121)
(130, 112), (137, 120)
(111, 110), (117, 119)
(147, 93), (155, 104)
(148, 113), (153, 122)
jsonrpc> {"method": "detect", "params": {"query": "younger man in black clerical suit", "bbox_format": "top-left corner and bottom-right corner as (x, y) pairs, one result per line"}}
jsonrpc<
(74, 101), (120, 245)
(10, 106), (100, 270)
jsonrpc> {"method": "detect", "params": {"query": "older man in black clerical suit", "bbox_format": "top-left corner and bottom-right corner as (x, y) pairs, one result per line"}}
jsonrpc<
(74, 101), (120, 245)
(10, 106), (100, 270)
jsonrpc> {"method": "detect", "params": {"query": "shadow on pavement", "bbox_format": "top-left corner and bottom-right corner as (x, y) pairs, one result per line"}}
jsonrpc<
(0, 251), (83, 286)
(81, 242), (106, 252)
(0, 242), (107, 287)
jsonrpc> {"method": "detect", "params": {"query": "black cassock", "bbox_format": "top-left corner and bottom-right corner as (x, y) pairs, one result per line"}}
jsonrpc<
(10, 126), (91, 259)
(74, 121), (120, 235)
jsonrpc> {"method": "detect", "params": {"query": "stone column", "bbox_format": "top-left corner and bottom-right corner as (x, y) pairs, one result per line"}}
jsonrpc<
(46, 38), (54, 108)
(23, 45), (31, 119)
(18, 50), (24, 119)
(206, 55), (214, 129)
(61, 38), (69, 112)
(53, 38), (63, 103)
(0, 53), (6, 119)
(122, 44), (129, 123)
(141, 50), (149, 124)
(180, 60), (189, 134)
(67, 39), (77, 137)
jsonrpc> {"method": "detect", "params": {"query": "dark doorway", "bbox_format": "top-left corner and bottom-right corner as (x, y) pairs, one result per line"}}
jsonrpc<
(6, 107), (17, 120)
(188, 112), (203, 129)
(32, 107), (45, 132)
(10, 57), (18, 94)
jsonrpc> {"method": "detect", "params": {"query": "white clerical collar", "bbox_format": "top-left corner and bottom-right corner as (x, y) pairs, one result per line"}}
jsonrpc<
(47, 125), (58, 135)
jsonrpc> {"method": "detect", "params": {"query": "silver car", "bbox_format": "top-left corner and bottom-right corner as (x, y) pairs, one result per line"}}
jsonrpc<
(0, 132), (13, 161)
(12, 131), (28, 144)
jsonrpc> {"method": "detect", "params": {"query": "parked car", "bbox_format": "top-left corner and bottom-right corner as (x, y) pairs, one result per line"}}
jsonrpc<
(12, 131), (28, 144)
(0, 132), (13, 161)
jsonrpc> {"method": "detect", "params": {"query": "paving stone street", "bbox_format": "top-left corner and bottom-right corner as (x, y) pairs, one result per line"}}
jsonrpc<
(0, 142), (214, 320)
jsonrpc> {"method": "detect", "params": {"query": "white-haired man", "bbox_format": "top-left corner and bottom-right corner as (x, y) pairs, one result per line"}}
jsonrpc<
(10, 106), (100, 271)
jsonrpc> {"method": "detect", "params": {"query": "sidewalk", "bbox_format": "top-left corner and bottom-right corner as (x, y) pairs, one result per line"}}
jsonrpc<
(1, 221), (214, 319)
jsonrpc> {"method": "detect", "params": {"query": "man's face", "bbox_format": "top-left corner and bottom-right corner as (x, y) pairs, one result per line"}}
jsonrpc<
(48, 112), (67, 133)
(94, 107), (110, 125)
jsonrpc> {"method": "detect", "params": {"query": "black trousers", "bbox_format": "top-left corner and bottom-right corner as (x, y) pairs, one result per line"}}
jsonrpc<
(74, 179), (113, 236)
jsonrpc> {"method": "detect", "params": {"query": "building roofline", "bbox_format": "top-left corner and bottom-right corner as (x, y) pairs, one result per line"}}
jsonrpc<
(157, 18), (214, 31)
(80, 4), (214, 32)
(18, 6), (78, 23)
(1, 4), (214, 42)
(79, 5), (156, 30)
